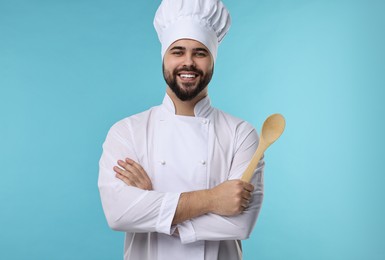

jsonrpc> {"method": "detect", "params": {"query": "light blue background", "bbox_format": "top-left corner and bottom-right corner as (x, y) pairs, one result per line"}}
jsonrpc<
(1, 0), (384, 259)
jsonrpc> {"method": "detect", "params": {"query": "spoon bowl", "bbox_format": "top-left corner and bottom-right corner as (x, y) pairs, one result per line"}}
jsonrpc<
(261, 113), (286, 145)
(241, 113), (286, 182)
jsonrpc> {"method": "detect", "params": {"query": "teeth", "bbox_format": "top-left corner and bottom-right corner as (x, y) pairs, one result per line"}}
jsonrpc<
(180, 74), (196, 78)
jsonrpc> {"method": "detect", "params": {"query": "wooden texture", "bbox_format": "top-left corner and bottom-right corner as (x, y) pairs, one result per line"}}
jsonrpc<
(241, 114), (286, 183)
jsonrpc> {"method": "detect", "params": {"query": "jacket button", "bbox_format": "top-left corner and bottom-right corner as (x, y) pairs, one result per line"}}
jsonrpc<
(160, 160), (166, 165)
(200, 160), (206, 165)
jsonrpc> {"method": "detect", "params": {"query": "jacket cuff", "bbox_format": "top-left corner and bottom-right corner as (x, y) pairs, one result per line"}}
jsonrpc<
(156, 192), (181, 235)
(178, 220), (197, 244)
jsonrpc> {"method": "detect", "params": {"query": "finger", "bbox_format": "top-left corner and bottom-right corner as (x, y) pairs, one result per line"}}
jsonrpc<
(116, 172), (136, 186)
(117, 158), (153, 190)
(117, 160), (142, 180)
(241, 198), (251, 209)
(125, 157), (135, 164)
(118, 160), (135, 172)
(119, 159), (144, 179)
(242, 190), (252, 200)
(113, 165), (126, 175)
(125, 159), (150, 179)
(126, 158), (146, 174)
(114, 165), (141, 184)
(243, 183), (255, 193)
(116, 172), (151, 190)
(125, 158), (152, 184)
(115, 168), (143, 187)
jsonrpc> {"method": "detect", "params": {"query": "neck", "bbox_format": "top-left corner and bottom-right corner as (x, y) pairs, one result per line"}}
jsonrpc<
(166, 87), (207, 116)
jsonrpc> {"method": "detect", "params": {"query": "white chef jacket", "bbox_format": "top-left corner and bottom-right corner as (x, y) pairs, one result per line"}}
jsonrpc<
(98, 94), (264, 260)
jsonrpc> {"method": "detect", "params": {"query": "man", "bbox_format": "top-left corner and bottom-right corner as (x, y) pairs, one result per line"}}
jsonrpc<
(98, 0), (264, 259)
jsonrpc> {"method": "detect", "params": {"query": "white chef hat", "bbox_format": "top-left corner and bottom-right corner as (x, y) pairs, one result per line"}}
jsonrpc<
(154, 0), (231, 62)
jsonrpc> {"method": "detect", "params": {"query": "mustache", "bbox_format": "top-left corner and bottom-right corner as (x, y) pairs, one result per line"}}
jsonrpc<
(173, 66), (204, 76)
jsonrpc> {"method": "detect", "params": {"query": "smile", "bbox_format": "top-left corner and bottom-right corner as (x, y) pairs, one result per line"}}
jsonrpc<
(179, 73), (198, 79)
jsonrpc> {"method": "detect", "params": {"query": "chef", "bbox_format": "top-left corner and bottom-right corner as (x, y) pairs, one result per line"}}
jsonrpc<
(98, 0), (264, 259)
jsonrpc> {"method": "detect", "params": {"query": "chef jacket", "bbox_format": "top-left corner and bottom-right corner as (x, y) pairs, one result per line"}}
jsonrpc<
(98, 94), (264, 260)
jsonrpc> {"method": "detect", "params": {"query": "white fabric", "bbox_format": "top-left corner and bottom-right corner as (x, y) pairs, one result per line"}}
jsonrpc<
(154, 0), (231, 61)
(98, 94), (264, 260)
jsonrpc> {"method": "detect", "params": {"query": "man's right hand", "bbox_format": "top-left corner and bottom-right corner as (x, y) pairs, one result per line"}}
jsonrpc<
(113, 158), (153, 191)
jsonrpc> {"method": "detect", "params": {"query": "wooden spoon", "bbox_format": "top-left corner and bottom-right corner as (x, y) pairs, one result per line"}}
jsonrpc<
(241, 113), (286, 182)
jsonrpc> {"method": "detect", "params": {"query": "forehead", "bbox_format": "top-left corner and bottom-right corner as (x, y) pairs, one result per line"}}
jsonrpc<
(168, 39), (209, 51)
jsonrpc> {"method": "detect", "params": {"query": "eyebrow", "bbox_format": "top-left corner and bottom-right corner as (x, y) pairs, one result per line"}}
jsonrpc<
(169, 46), (209, 53)
(169, 46), (185, 51)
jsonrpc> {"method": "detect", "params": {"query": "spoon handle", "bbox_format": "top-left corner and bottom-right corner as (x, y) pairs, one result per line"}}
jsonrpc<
(241, 141), (266, 183)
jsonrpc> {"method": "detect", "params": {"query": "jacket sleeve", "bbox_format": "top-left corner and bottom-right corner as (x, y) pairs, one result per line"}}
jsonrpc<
(177, 123), (264, 244)
(98, 120), (180, 235)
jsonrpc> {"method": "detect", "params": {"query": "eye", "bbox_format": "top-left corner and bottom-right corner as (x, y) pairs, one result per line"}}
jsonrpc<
(171, 50), (184, 56)
(194, 51), (208, 58)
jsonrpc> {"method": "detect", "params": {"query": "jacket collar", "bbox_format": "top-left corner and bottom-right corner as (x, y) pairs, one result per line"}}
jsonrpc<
(162, 93), (213, 118)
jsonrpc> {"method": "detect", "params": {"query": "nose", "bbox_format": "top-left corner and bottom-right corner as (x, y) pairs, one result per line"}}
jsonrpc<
(182, 53), (195, 67)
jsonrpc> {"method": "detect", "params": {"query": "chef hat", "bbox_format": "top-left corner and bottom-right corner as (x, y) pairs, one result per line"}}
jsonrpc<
(154, 0), (231, 62)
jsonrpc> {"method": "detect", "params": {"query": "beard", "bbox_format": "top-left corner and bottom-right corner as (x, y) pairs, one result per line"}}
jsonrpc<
(163, 64), (213, 101)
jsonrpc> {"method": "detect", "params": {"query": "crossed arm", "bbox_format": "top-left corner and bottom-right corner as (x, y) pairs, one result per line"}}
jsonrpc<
(113, 158), (255, 225)
(99, 119), (264, 243)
